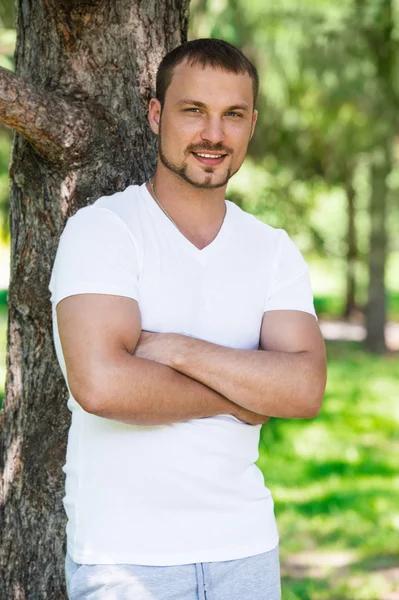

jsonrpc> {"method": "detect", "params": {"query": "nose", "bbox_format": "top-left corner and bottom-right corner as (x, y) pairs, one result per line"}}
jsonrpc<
(200, 116), (226, 145)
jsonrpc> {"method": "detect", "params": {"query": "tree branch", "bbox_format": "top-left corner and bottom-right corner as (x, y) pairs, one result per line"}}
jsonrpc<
(0, 66), (92, 165)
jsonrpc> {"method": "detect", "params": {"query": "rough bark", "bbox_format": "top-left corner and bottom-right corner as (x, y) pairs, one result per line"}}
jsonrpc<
(0, 1), (190, 598)
(0, 66), (92, 165)
(365, 143), (390, 353)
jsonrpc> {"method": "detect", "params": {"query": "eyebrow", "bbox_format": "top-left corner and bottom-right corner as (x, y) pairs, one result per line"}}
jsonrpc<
(176, 99), (250, 111)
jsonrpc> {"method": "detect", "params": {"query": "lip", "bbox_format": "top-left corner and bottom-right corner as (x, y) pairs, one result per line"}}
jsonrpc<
(191, 152), (227, 166)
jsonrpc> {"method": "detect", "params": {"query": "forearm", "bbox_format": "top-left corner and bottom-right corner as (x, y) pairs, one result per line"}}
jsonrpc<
(170, 338), (326, 418)
(80, 349), (240, 426)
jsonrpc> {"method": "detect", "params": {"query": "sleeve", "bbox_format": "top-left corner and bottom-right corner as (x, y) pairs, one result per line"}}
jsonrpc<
(264, 229), (317, 318)
(49, 205), (140, 307)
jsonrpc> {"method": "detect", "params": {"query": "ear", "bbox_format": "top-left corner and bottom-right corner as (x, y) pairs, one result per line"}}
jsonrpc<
(148, 98), (162, 134)
(250, 109), (258, 140)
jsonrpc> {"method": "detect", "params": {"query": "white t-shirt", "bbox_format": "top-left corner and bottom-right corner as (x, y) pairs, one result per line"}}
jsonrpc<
(49, 182), (316, 566)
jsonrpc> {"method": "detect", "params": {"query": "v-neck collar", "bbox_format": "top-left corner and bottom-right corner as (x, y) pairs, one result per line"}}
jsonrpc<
(140, 182), (233, 264)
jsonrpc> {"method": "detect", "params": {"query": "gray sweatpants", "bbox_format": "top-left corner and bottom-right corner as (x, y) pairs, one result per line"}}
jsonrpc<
(66, 546), (281, 600)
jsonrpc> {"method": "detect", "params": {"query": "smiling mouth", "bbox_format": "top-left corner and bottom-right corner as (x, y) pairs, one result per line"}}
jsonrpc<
(192, 152), (228, 165)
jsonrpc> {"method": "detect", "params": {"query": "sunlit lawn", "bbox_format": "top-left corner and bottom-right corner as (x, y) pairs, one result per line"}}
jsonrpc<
(258, 341), (399, 599)
(0, 294), (398, 598)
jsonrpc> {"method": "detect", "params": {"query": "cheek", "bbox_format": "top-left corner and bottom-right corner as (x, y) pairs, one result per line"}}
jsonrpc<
(163, 118), (199, 148)
(177, 119), (203, 140)
(229, 130), (251, 158)
(227, 123), (252, 144)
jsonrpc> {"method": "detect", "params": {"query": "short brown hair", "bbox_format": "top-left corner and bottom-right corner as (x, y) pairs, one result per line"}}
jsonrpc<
(156, 38), (259, 108)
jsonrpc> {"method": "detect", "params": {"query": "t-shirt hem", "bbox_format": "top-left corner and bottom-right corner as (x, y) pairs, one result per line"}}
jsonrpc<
(263, 306), (318, 320)
(67, 535), (279, 566)
(51, 282), (139, 307)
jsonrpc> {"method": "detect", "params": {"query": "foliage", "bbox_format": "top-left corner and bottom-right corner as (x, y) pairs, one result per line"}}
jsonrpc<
(0, 127), (11, 242)
(0, 27), (15, 70)
(0, 0), (15, 30)
(0, 26), (15, 241)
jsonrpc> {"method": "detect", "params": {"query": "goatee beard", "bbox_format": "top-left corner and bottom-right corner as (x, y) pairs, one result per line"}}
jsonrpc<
(157, 124), (233, 190)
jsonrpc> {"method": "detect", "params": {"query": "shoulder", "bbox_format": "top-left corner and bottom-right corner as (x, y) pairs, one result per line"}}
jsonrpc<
(59, 189), (142, 255)
(92, 183), (142, 224)
(226, 201), (308, 272)
(226, 200), (286, 248)
(63, 184), (143, 239)
(50, 189), (142, 301)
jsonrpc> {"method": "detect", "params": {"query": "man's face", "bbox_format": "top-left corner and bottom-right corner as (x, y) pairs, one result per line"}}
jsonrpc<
(149, 60), (258, 189)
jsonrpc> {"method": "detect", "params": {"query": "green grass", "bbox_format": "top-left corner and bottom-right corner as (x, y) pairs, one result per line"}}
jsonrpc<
(258, 341), (399, 599)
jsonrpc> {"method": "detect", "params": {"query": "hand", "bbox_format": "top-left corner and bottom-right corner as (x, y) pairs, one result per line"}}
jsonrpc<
(232, 404), (271, 426)
(135, 332), (270, 426)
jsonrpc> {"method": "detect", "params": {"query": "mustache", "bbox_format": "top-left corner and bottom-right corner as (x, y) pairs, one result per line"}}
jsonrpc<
(187, 143), (232, 155)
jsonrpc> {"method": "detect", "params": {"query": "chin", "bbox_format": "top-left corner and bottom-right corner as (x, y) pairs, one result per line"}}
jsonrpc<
(188, 169), (231, 190)
(191, 177), (229, 190)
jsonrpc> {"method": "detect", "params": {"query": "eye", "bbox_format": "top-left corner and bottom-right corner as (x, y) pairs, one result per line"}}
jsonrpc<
(226, 111), (242, 118)
(184, 108), (201, 114)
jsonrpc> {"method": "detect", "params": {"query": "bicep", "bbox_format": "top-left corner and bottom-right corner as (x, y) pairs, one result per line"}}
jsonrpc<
(56, 293), (142, 406)
(260, 310), (327, 407)
(260, 310), (325, 357)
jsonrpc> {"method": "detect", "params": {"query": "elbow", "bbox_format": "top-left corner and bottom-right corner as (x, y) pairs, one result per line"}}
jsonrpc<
(298, 373), (326, 419)
(299, 397), (323, 419)
(68, 372), (108, 416)
(68, 379), (97, 414)
(77, 390), (102, 416)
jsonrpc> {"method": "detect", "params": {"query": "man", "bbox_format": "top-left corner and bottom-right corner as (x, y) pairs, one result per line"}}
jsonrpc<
(50, 38), (326, 600)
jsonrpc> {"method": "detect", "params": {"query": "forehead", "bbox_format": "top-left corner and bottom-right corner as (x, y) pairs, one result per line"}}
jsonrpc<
(165, 60), (254, 109)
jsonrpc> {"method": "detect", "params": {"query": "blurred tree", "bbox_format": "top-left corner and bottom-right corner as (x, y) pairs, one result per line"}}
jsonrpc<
(367, 142), (391, 352)
(344, 167), (358, 318)
(0, 1), (189, 597)
(354, 0), (398, 353)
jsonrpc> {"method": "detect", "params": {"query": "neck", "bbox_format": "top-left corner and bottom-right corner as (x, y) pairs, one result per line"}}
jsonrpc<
(148, 162), (227, 230)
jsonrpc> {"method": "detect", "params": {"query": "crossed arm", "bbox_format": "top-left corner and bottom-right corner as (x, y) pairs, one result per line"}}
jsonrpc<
(57, 294), (326, 426)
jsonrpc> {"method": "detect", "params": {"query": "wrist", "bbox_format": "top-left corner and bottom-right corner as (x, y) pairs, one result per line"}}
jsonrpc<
(168, 333), (193, 371)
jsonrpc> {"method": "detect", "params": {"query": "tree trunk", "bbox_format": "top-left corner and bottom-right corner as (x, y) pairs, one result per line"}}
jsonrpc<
(365, 143), (390, 353)
(0, 1), (189, 598)
(344, 172), (357, 319)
